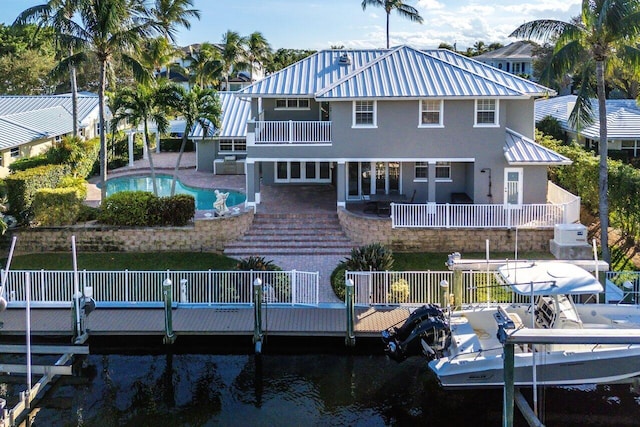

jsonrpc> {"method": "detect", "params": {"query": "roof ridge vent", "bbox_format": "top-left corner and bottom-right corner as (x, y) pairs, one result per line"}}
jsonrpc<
(338, 53), (351, 65)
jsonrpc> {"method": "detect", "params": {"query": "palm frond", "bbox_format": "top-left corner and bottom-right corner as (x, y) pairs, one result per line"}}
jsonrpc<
(510, 20), (577, 41)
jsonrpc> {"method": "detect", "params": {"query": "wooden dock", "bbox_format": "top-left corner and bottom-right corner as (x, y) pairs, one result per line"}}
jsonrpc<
(0, 306), (411, 339)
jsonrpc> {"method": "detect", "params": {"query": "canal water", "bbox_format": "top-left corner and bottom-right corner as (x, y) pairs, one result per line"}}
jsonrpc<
(3, 342), (640, 427)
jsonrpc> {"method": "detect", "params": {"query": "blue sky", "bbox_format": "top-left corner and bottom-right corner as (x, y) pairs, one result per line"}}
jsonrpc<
(1, 0), (581, 50)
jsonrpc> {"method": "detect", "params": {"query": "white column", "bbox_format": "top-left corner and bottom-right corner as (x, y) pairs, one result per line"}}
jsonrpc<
(127, 132), (135, 167)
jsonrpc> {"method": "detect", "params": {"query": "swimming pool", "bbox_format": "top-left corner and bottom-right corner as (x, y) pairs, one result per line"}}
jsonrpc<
(105, 174), (246, 210)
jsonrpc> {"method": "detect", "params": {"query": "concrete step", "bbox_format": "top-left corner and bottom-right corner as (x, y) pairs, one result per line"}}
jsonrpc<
(224, 247), (352, 257)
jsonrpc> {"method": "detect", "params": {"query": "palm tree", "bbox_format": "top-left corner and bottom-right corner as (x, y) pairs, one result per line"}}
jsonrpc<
(140, 36), (182, 80)
(220, 30), (248, 90)
(510, 0), (640, 264)
(69, 0), (154, 201)
(150, 0), (200, 43)
(14, 0), (82, 137)
(163, 85), (221, 196)
(246, 31), (271, 82)
(149, 0), (200, 81)
(187, 42), (223, 88)
(361, 0), (423, 49)
(110, 82), (175, 195)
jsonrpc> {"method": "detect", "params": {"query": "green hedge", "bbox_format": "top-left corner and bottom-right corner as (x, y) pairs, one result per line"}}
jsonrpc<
(5, 163), (70, 218)
(98, 191), (195, 226)
(161, 137), (194, 152)
(8, 154), (50, 172)
(32, 187), (83, 226)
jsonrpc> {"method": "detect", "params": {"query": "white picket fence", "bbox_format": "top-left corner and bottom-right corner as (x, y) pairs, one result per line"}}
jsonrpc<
(1, 270), (320, 307)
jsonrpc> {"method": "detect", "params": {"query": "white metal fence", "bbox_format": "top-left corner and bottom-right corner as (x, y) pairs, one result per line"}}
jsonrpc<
(2, 270), (320, 307)
(253, 120), (332, 144)
(391, 202), (567, 229)
(348, 270), (543, 307)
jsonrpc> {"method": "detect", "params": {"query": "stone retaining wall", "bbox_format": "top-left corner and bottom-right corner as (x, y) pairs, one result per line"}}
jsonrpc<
(11, 210), (254, 254)
(338, 208), (553, 253)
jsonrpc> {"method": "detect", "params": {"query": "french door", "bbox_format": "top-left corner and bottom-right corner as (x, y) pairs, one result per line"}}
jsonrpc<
(347, 161), (400, 199)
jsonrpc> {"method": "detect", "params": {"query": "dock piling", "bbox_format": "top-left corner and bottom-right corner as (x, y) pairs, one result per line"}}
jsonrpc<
(162, 278), (175, 345)
(253, 278), (263, 354)
(345, 279), (355, 347)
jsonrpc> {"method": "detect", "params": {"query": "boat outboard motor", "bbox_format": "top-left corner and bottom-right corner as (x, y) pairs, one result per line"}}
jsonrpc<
(382, 304), (443, 344)
(382, 304), (451, 362)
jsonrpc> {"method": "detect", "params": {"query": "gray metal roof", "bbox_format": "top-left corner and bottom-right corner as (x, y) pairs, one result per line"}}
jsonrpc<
(240, 46), (553, 99)
(474, 41), (534, 61)
(160, 92), (250, 139)
(504, 128), (572, 165)
(0, 94), (101, 149)
(218, 92), (250, 138)
(535, 95), (640, 140)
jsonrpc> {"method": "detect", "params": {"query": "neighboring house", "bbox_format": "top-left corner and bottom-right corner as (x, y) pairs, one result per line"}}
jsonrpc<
(161, 44), (264, 91)
(535, 95), (640, 157)
(232, 45), (568, 210)
(474, 41), (535, 80)
(0, 93), (101, 177)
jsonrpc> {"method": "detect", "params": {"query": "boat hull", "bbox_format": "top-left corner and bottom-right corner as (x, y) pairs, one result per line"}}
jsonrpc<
(429, 346), (640, 388)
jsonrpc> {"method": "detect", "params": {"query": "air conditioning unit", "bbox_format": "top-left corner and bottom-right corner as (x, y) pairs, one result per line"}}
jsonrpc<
(554, 224), (587, 245)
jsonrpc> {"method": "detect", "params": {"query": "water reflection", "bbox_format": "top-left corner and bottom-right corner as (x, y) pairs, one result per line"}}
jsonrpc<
(11, 353), (640, 426)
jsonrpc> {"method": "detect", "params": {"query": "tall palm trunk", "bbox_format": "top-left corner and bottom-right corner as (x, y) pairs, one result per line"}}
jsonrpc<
(99, 60), (108, 202)
(386, 12), (390, 49)
(596, 60), (610, 264)
(69, 46), (79, 137)
(170, 121), (190, 196)
(143, 120), (159, 196)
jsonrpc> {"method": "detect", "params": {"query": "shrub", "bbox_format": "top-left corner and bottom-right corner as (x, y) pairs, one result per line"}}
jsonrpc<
(98, 191), (161, 226)
(235, 256), (290, 302)
(57, 176), (88, 200)
(77, 204), (100, 222)
(159, 194), (195, 226)
(5, 163), (70, 219)
(98, 191), (194, 227)
(388, 278), (410, 303)
(8, 154), (50, 172)
(32, 187), (83, 226)
(330, 262), (347, 301)
(343, 243), (394, 271)
(161, 137), (194, 152)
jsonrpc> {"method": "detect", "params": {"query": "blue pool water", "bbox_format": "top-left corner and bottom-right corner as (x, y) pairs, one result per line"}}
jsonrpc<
(105, 174), (245, 210)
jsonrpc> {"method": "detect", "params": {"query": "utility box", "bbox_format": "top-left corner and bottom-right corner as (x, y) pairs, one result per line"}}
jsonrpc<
(553, 224), (587, 245)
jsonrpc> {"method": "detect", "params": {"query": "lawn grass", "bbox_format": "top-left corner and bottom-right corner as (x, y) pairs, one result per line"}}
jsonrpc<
(7, 252), (239, 271)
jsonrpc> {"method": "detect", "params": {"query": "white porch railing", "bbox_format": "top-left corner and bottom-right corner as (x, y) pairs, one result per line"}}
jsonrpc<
(547, 181), (581, 224)
(391, 202), (567, 229)
(252, 120), (332, 144)
(2, 270), (320, 307)
(347, 270), (531, 306)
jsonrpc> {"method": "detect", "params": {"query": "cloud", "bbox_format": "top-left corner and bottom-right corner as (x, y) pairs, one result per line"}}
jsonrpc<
(417, 0), (445, 10)
(502, 0), (581, 14)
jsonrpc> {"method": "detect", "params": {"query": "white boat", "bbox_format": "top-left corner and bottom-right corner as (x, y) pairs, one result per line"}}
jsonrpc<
(382, 261), (640, 388)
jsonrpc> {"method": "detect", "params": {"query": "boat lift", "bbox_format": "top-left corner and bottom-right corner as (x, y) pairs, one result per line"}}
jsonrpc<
(0, 236), (92, 426)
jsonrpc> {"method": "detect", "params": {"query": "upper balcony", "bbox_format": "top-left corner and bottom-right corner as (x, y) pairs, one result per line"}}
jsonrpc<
(248, 120), (332, 145)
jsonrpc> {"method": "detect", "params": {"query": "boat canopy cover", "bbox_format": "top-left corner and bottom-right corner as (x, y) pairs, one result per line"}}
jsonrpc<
(497, 262), (604, 296)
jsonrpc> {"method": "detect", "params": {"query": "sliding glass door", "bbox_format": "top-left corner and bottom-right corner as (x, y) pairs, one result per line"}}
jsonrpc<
(347, 161), (401, 199)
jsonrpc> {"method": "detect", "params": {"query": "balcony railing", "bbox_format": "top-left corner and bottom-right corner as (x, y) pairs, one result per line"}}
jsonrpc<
(251, 120), (332, 144)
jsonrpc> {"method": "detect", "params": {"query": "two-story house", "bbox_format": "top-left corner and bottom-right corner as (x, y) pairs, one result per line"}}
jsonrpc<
(235, 45), (569, 216)
(474, 41), (536, 80)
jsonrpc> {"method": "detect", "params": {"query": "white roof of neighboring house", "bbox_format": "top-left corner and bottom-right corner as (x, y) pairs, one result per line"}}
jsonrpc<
(504, 128), (572, 165)
(535, 95), (640, 140)
(240, 45), (553, 99)
(474, 41), (535, 61)
(0, 93), (101, 150)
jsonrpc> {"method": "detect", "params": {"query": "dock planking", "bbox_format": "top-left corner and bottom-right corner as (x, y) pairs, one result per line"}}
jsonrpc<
(0, 306), (412, 338)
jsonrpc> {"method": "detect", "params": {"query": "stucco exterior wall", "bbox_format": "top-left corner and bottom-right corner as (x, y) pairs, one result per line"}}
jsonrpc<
(338, 208), (553, 253)
(0, 138), (53, 178)
(11, 210), (254, 254)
